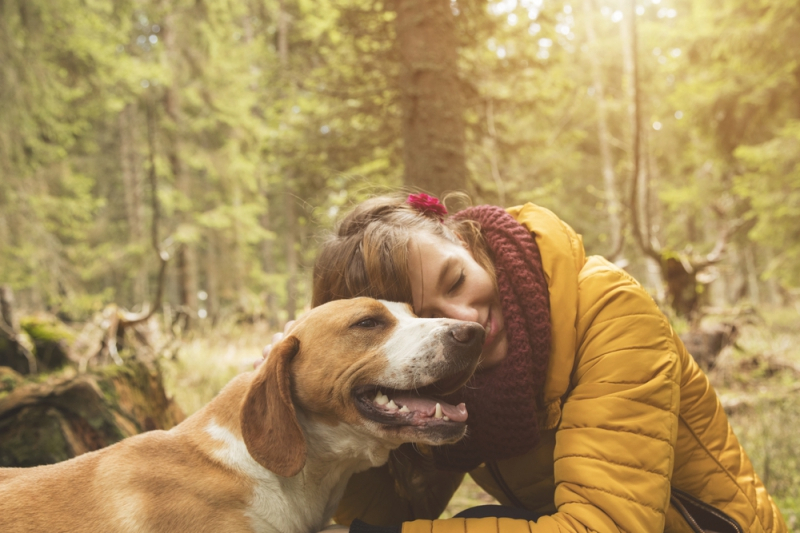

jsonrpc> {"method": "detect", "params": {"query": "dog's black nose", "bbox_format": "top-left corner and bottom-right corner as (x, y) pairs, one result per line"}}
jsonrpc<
(448, 323), (485, 347)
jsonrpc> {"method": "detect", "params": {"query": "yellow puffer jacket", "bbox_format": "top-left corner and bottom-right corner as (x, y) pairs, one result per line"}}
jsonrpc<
(335, 203), (787, 532)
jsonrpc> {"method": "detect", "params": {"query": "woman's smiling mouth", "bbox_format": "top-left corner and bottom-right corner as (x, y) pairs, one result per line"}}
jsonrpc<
(483, 307), (499, 348)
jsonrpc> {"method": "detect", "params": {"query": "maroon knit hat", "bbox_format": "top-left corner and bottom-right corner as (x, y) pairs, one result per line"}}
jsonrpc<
(430, 205), (552, 472)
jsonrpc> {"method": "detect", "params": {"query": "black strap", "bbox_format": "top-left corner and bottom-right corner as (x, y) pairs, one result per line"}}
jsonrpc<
(487, 461), (528, 509)
(455, 505), (543, 521)
(349, 519), (401, 533)
(670, 488), (744, 533)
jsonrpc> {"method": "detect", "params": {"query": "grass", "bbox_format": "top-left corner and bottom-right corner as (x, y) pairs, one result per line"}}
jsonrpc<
(161, 320), (273, 416)
(442, 476), (499, 518)
(708, 307), (800, 531)
(160, 307), (800, 528)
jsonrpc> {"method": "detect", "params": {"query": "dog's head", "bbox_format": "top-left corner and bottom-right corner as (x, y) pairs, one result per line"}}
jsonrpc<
(240, 297), (484, 477)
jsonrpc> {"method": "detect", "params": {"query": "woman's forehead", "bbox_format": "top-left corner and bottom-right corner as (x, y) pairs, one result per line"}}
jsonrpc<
(407, 234), (465, 293)
(408, 232), (460, 263)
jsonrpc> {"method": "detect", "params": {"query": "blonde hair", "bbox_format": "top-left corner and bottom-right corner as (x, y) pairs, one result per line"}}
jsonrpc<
(312, 193), (494, 308)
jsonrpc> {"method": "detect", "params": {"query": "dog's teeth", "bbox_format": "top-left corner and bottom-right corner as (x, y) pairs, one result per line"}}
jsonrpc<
(434, 403), (443, 419)
(399, 405), (410, 413)
(386, 400), (398, 410)
(374, 392), (389, 406)
(443, 416), (450, 421)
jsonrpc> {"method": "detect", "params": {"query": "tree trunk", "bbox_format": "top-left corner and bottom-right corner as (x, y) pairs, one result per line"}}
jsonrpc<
(484, 99), (505, 206)
(622, 0), (651, 259)
(395, 0), (466, 196)
(583, 0), (623, 259)
(285, 184), (298, 322)
(163, 15), (196, 329)
(743, 242), (761, 305)
(259, 183), (280, 329)
(230, 180), (247, 313)
(119, 103), (147, 306)
(278, 0), (298, 322)
(204, 233), (220, 322)
(0, 285), (36, 375)
(1, 285), (19, 334)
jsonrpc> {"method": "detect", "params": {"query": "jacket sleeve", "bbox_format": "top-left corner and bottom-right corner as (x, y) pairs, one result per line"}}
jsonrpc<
(392, 258), (682, 533)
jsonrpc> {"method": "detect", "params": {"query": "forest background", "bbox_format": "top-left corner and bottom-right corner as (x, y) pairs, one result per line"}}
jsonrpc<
(1, 0), (799, 527)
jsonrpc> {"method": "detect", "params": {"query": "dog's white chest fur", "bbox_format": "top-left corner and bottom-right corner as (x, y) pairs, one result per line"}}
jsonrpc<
(206, 420), (387, 533)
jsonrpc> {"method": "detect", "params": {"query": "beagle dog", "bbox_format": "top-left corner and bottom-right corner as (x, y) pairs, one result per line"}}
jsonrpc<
(0, 298), (484, 533)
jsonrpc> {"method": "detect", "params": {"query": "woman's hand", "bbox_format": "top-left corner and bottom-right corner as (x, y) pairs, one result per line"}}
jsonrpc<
(254, 320), (295, 369)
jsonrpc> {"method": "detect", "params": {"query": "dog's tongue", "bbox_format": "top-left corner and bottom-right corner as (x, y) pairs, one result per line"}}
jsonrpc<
(391, 393), (468, 422)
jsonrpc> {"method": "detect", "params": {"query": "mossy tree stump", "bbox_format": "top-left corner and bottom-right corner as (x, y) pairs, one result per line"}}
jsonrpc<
(0, 358), (184, 467)
(19, 315), (74, 373)
(0, 283), (184, 467)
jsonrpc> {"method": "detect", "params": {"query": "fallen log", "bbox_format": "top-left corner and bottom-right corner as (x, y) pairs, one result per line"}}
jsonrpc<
(0, 359), (184, 467)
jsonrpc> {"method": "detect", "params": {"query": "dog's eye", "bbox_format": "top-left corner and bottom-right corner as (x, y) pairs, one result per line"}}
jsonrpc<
(353, 318), (380, 328)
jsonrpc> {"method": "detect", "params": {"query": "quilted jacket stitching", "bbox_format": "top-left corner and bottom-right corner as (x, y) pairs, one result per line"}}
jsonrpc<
(556, 425), (672, 444)
(614, 394), (674, 412)
(553, 454), (670, 481)
(678, 413), (765, 530)
(555, 482), (666, 515)
(583, 312), (663, 328)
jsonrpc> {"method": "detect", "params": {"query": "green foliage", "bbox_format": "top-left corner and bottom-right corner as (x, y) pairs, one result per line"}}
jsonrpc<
(734, 121), (800, 287)
(19, 316), (75, 345)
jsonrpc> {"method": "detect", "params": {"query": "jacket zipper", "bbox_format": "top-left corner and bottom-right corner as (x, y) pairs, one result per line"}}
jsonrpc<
(486, 461), (527, 510)
(670, 487), (744, 533)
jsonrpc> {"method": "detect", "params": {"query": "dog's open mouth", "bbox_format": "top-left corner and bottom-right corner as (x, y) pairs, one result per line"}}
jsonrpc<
(353, 368), (473, 427)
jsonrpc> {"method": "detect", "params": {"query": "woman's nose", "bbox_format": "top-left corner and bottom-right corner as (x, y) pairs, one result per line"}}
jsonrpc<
(439, 302), (480, 323)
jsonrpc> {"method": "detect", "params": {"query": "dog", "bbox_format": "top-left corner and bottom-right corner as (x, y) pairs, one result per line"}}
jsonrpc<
(0, 298), (484, 533)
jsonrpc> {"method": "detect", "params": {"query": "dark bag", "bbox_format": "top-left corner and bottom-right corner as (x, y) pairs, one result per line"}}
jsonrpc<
(670, 487), (744, 533)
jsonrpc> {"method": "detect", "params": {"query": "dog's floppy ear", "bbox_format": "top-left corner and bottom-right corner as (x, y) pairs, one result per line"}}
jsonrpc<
(240, 335), (306, 477)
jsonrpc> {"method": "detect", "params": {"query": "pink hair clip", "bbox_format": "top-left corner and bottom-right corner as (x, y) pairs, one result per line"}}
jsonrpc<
(406, 193), (448, 220)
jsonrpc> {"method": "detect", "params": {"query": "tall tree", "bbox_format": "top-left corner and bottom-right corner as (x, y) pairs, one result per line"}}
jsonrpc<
(582, 0), (623, 260)
(119, 103), (148, 305)
(395, 0), (467, 195)
(162, 9), (197, 328)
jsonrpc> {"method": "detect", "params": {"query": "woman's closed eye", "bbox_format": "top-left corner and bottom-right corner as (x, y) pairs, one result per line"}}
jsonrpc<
(448, 269), (466, 294)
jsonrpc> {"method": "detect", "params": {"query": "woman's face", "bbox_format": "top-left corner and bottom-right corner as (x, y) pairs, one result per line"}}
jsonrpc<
(407, 232), (508, 369)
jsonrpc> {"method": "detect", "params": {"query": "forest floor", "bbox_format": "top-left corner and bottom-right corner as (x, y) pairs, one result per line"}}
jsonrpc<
(161, 306), (800, 529)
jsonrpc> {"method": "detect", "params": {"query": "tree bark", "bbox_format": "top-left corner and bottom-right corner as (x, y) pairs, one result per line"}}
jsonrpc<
(279, 0), (298, 322)
(583, 0), (623, 259)
(395, 0), (467, 196)
(743, 243), (761, 305)
(259, 182), (280, 329)
(119, 103), (147, 306)
(622, 0), (654, 261)
(0, 285), (36, 375)
(484, 99), (505, 206)
(204, 233), (220, 322)
(1, 284), (19, 334)
(163, 14), (196, 329)
(285, 184), (298, 322)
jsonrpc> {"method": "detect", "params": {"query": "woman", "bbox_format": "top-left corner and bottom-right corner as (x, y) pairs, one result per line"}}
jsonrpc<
(271, 193), (786, 533)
